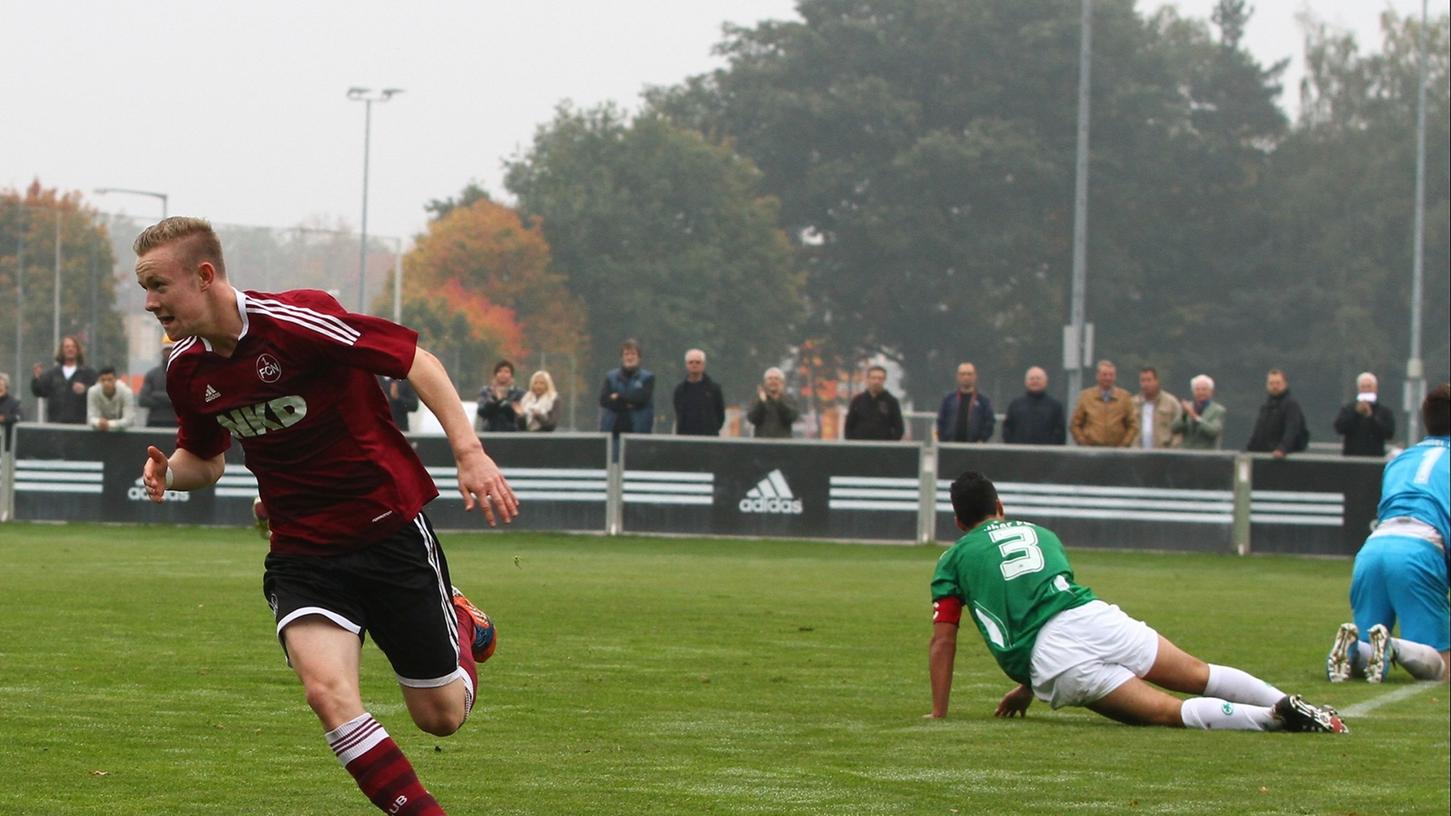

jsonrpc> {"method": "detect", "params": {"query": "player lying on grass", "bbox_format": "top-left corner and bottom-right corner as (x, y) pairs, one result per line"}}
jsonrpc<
(928, 471), (1346, 733)
(1327, 383), (1450, 684)
(135, 217), (517, 816)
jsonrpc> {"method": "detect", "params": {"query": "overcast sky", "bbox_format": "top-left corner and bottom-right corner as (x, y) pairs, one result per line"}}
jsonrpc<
(1, 1), (1442, 246)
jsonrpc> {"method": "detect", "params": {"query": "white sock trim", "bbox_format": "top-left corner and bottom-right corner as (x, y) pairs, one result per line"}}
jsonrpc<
(326, 713), (388, 766)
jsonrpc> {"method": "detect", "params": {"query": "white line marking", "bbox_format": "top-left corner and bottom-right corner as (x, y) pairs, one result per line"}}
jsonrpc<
(1339, 683), (1439, 717)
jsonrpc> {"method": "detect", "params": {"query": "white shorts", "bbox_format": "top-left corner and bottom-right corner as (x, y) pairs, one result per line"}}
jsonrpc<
(1029, 600), (1159, 709)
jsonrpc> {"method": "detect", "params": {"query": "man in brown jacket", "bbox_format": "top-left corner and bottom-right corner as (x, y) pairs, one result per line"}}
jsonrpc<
(1071, 360), (1139, 447)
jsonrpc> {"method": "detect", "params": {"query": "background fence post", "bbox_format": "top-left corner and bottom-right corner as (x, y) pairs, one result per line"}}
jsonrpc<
(1232, 454), (1252, 556)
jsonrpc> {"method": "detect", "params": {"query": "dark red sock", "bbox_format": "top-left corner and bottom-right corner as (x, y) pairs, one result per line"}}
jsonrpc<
(327, 714), (445, 815)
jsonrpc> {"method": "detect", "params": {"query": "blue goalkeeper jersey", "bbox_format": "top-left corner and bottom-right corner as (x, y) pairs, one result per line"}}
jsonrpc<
(1377, 436), (1450, 545)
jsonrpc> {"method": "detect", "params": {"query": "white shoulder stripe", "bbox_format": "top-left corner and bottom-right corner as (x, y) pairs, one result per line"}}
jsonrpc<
(247, 297), (361, 340)
(247, 296), (361, 341)
(248, 303), (358, 346)
(166, 336), (198, 369)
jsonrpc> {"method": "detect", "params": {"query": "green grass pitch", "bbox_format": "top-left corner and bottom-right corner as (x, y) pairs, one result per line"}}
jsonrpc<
(0, 523), (1446, 815)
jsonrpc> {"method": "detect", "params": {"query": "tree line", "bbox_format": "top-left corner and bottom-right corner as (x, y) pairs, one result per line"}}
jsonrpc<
(3, 1), (1446, 446)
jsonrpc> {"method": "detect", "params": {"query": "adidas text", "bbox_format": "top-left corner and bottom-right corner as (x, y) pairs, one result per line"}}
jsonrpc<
(738, 495), (803, 514)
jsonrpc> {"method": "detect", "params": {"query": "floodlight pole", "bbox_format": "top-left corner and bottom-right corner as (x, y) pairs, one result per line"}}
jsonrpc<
(347, 87), (403, 314)
(93, 187), (168, 219)
(1065, 0), (1094, 406)
(1405, 0), (1429, 444)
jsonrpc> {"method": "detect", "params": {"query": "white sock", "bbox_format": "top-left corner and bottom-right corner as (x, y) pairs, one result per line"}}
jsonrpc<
(1179, 697), (1278, 731)
(1350, 641), (1370, 676)
(1204, 664), (1284, 706)
(1391, 638), (1448, 681)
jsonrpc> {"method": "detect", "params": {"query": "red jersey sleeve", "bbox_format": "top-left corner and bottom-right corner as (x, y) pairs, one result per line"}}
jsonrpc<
(253, 290), (419, 379)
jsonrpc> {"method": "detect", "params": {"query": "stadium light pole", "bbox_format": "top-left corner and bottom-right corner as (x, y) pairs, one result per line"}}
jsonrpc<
(347, 86), (403, 314)
(1404, 0), (1429, 445)
(1064, 0), (1094, 409)
(93, 187), (168, 219)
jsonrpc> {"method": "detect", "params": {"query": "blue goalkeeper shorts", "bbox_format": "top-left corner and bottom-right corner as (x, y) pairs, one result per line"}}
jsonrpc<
(1350, 534), (1450, 651)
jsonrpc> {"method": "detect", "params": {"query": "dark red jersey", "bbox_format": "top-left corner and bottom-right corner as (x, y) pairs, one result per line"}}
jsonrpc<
(167, 289), (438, 555)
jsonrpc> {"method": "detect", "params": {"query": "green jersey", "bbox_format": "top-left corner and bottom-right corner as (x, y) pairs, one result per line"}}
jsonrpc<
(931, 519), (1095, 684)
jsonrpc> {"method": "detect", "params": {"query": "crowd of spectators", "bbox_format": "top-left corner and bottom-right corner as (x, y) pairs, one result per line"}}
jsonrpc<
(4, 331), (1430, 461)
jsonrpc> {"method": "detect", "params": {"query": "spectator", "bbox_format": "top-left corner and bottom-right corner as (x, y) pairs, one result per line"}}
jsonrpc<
(845, 364), (904, 441)
(1334, 372), (1396, 457)
(380, 375), (419, 432)
(138, 340), (178, 428)
(1172, 375), (1226, 450)
(0, 371), (23, 450)
(31, 335), (97, 424)
(1247, 369), (1308, 459)
(1133, 366), (1183, 449)
(672, 348), (725, 436)
(936, 362), (995, 443)
(598, 339), (655, 435)
(518, 370), (559, 432)
(1070, 360), (1138, 447)
(1002, 366), (1066, 445)
(477, 360), (524, 433)
(87, 366), (136, 432)
(747, 367), (799, 439)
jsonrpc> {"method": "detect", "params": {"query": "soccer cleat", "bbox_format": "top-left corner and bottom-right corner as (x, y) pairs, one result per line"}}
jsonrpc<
(1365, 623), (1394, 684)
(451, 586), (497, 663)
(1273, 694), (1349, 734)
(1326, 622), (1358, 683)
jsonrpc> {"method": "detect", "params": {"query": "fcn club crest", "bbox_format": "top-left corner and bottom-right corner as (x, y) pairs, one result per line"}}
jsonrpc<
(256, 353), (282, 383)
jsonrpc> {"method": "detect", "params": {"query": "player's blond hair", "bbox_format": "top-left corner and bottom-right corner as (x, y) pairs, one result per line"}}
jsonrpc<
(133, 217), (227, 277)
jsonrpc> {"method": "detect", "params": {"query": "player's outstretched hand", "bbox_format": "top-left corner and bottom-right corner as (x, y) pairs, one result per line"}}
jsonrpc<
(456, 447), (519, 526)
(141, 445), (170, 503)
(994, 684), (1033, 718)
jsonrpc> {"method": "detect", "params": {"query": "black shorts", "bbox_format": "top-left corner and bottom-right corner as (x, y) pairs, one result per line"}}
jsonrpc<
(262, 512), (462, 687)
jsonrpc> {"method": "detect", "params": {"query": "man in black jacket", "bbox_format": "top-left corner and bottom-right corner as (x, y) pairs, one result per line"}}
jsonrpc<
(673, 349), (725, 436)
(1247, 369), (1308, 459)
(31, 335), (97, 425)
(1333, 372), (1395, 457)
(139, 342), (178, 427)
(1002, 366), (1066, 445)
(845, 365), (904, 441)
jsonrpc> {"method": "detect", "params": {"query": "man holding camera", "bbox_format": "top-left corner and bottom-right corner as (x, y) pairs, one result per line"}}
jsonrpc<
(1334, 372), (1395, 457)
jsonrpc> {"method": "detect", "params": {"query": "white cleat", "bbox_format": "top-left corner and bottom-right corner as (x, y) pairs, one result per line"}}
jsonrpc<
(1326, 622), (1357, 683)
(1365, 624), (1394, 684)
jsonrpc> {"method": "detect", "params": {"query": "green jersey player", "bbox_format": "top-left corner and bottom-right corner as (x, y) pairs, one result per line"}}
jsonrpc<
(928, 471), (1347, 733)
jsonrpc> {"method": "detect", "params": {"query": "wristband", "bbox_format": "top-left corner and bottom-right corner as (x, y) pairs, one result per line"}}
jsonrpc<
(164, 467), (174, 489)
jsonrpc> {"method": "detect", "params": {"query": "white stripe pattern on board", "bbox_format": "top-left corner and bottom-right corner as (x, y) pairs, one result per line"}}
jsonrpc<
(830, 474), (918, 512)
(1250, 489), (1344, 527)
(623, 470), (716, 506)
(15, 460), (104, 494)
(247, 299), (361, 346)
(215, 472), (260, 498)
(932, 479), (1234, 525)
(426, 465), (609, 502)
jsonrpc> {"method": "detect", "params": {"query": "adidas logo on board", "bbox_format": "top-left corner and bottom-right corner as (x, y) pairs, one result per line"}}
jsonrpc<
(739, 469), (804, 514)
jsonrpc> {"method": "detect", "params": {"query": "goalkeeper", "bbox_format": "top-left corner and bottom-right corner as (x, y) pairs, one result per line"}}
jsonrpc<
(928, 471), (1345, 733)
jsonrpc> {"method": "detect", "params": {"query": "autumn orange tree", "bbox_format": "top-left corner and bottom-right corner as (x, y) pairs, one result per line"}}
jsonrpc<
(1, 182), (125, 398)
(385, 195), (587, 395)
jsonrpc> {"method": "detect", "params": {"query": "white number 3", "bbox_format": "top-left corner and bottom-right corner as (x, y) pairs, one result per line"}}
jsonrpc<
(991, 526), (1045, 580)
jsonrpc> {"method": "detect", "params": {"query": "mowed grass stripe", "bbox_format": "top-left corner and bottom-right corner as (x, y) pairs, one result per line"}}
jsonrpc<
(0, 523), (1445, 815)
